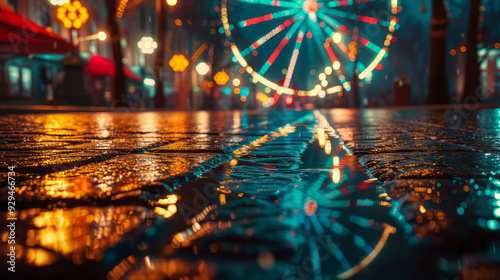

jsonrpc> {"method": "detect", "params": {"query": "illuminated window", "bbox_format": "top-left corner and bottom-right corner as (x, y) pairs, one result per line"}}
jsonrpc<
(21, 67), (33, 97)
(8, 65), (20, 96)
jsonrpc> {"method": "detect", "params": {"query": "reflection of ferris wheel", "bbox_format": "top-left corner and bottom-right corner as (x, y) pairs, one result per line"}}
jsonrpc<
(221, 0), (401, 96)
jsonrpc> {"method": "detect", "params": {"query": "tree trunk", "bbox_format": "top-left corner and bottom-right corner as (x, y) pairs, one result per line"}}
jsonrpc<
(427, 0), (449, 105)
(105, 0), (128, 107)
(462, 0), (481, 103)
(154, 0), (166, 108)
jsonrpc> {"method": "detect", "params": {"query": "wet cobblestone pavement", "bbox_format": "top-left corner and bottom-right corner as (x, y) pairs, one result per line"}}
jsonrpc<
(1, 109), (500, 280)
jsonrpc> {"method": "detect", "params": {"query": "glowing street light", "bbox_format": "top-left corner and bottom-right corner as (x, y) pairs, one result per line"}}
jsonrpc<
(169, 54), (189, 72)
(97, 31), (107, 41)
(49, 0), (69, 6)
(196, 62), (210, 75)
(138, 37), (158, 54)
(72, 31), (107, 44)
(56, 1), (89, 30)
(166, 0), (178, 6)
(214, 71), (229, 86)
(333, 61), (341, 70)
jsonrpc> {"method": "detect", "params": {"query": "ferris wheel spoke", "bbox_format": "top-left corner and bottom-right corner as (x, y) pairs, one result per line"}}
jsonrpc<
(359, 36), (383, 53)
(315, 17), (352, 61)
(234, 0), (301, 8)
(357, 62), (367, 73)
(236, 8), (301, 28)
(311, 20), (349, 88)
(315, 215), (353, 270)
(310, 20), (339, 65)
(322, 8), (393, 27)
(319, 12), (384, 56)
(239, 12), (305, 58)
(283, 30), (305, 88)
(324, 0), (381, 8)
(257, 15), (305, 76)
(317, 11), (342, 29)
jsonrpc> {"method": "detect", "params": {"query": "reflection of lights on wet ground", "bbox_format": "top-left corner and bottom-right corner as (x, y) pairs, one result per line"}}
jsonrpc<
(337, 225), (396, 279)
(258, 252), (276, 270)
(324, 140), (331, 154)
(333, 156), (339, 167)
(154, 195), (178, 218)
(316, 127), (326, 147)
(157, 194), (178, 205)
(331, 168), (340, 183)
(304, 199), (317, 216)
(219, 193), (226, 205)
(14, 206), (152, 265)
(25, 247), (56, 266)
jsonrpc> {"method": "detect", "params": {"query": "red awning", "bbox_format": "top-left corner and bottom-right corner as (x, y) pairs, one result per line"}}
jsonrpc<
(0, 8), (74, 55)
(85, 55), (143, 83)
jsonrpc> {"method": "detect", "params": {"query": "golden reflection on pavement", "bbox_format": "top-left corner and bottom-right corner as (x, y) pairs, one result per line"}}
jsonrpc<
(1, 206), (156, 266)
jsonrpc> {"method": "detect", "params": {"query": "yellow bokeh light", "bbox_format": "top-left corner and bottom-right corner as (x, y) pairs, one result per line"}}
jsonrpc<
(57, 0), (89, 29)
(97, 31), (107, 41)
(168, 54), (189, 72)
(333, 32), (342, 44)
(63, 19), (72, 29)
(68, 12), (77, 20)
(166, 0), (177, 6)
(333, 61), (341, 70)
(214, 71), (230, 86)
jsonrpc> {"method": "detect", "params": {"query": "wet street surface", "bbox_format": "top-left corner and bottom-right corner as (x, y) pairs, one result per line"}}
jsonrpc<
(1, 109), (500, 280)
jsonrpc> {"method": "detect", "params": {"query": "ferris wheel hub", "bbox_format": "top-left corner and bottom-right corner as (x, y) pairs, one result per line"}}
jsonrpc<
(303, 0), (319, 13)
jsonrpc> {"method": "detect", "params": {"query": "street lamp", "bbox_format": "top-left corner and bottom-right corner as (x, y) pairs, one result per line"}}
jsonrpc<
(166, 0), (177, 6)
(55, 0), (91, 106)
(56, 1), (89, 30)
(138, 37), (158, 54)
(97, 31), (107, 41)
(49, 0), (69, 6)
(72, 31), (107, 44)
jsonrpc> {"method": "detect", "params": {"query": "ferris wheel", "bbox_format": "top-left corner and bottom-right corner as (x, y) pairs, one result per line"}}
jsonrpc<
(221, 0), (401, 96)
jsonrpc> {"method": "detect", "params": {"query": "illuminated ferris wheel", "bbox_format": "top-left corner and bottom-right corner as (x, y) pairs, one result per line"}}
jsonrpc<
(221, 0), (401, 96)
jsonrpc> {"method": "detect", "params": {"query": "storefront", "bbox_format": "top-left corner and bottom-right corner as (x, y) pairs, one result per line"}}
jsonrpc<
(84, 54), (145, 107)
(0, 7), (73, 104)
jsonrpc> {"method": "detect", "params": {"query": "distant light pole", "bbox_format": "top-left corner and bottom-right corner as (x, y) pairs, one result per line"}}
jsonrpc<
(72, 31), (107, 44)
(55, 0), (92, 106)
(56, 0), (89, 43)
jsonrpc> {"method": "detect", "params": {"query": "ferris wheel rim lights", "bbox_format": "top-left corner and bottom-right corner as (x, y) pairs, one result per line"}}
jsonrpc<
(221, 0), (401, 96)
